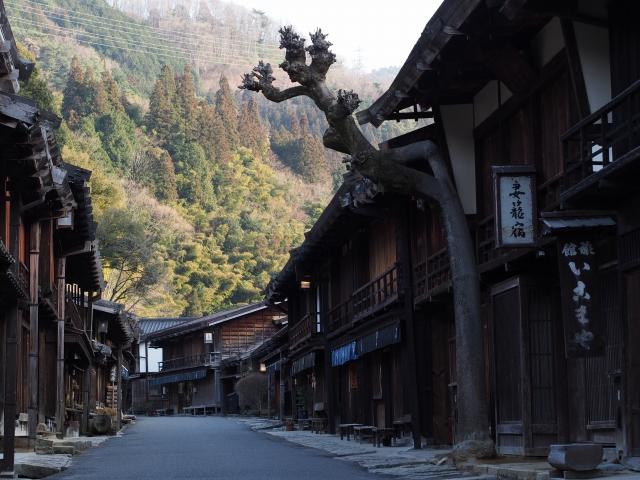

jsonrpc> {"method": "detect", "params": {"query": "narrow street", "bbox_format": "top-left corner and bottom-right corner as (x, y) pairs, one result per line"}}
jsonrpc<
(49, 417), (383, 480)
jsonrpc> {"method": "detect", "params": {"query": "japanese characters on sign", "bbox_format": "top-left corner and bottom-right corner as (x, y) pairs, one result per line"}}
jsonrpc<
(557, 236), (603, 358)
(493, 166), (537, 247)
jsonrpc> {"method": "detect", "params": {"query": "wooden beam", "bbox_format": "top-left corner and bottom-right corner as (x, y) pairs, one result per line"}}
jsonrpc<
(28, 221), (40, 440)
(56, 257), (66, 437)
(561, 19), (590, 119)
(3, 196), (21, 473)
(479, 42), (537, 94)
(385, 111), (435, 122)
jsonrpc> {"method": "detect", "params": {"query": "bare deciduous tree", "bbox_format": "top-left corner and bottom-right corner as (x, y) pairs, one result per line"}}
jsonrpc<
(240, 27), (493, 457)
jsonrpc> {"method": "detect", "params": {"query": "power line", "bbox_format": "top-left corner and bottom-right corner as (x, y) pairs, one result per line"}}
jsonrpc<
(6, 0), (282, 55)
(11, 16), (258, 63)
(10, 23), (261, 68)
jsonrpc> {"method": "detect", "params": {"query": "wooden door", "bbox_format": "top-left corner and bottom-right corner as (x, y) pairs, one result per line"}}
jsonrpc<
(491, 277), (561, 456)
(582, 269), (623, 445)
(625, 268), (640, 455)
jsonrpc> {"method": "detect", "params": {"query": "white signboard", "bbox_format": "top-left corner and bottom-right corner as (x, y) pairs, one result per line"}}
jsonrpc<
(493, 167), (537, 247)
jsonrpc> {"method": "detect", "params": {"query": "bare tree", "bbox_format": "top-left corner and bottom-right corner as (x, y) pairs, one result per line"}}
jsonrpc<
(240, 27), (494, 458)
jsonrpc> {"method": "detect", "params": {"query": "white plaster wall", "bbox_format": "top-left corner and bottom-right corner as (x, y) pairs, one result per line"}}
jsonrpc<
(440, 104), (476, 214)
(574, 21), (611, 112)
(530, 18), (564, 68)
(473, 80), (499, 127)
(473, 81), (513, 127)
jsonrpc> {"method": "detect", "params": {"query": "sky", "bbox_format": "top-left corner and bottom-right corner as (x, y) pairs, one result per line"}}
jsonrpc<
(228, 0), (443, 71)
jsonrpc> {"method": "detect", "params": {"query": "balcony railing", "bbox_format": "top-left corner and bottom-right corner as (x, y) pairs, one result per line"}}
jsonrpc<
(562, 77), (640, 191)
(327, 298), (352, 333)
(352, 263), (400, 322)
(158, 352), (221, 372)
(66, 296), (85, 331)
(415, 247), (452, 303)
(289, 313), (321, 348)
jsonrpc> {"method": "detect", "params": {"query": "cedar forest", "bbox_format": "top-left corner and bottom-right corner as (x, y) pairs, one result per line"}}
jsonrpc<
(8, 0), (415, 316)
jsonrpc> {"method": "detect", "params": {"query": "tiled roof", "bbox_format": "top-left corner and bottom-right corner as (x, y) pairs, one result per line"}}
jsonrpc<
(138, 317), (196, 337)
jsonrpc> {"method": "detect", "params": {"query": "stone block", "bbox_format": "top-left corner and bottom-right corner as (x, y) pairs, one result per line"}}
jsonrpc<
(548, 444), (603, 472)
(52, 445), (76, 455)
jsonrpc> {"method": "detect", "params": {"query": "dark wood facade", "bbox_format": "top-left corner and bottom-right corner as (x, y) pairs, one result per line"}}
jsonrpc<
(136, 303), (283, 415)
(352, 0), (640, 459)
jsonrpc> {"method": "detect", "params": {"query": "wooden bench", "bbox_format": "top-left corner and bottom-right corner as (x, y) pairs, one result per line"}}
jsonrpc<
(311, 417), (328, 433)
(353, 425), (376, 443)
(155, 408), (167, 416)
(393, 414), (412, 440)
(297, 418), (312, 430)
(373, 427), (396, 447)
(182, 406), (195, 415)
(338, 423), (362, 441)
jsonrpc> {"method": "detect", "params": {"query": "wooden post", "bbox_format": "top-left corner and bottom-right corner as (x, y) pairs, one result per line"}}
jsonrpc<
(116, 348), (122, 430)
(28, 221), (40, 441)
(56, 258), (66, 437)
(3, 197), (21, 473)
(81, 367), (90, 435)
(267, 369), (271, 418)
(279, 354), (285, 420)
(324, 340), (336, 434)
(397, 203), (423, 449)
(3, 305), (18, 474)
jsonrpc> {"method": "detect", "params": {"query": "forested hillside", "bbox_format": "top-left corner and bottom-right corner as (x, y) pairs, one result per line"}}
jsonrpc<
(7, 0), (415, 316)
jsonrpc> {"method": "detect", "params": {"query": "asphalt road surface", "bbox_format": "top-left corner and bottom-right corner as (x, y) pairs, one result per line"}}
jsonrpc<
(50, 416), (383, 479)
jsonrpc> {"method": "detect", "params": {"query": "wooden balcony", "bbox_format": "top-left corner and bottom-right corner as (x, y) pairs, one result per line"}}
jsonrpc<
(352, 263), (400, 322)
(66, 295), (85, 331)
(562, 78), (640, 203)
(326, 298), (352, 333)
(289, 313), (321, 349)
(158, 352), (221, 372)
(413, 247), (451, 305)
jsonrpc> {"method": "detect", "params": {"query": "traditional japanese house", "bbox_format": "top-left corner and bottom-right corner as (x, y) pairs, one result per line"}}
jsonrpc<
(131, 317), (194, 413)
(141, 302), (283, 415)
(0, 28), (80, 475)
(267, 183), (431, 447)
(357, 0), (640, 460)
(252, 323), (289, 419)
(91, 300), (137, 428)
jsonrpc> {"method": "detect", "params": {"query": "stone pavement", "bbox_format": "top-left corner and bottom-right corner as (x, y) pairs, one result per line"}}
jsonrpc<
(238, 418), (640, 480)
(1, 431), (121, 478)
(238, 418), (492, 480)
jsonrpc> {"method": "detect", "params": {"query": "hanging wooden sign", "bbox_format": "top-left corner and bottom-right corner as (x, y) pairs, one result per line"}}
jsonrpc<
(557, 234), (604, 357)
(493, 166), (537, 247)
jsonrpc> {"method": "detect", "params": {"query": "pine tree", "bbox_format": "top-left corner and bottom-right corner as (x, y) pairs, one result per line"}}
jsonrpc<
(214, 74), (239, 147)
(62, 57), (85, 126)
(101, 69), (124, 113)
(237, 96), (265, 153)
(147, 65), (177, 142)
(176, 65), (199, 142)
(198, 102), (232, 163)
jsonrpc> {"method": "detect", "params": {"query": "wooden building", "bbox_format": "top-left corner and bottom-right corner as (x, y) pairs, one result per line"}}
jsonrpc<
(0, 2), (132, 472)
(137, 303), (284, 415)
(267, 185), (432, 447)
(354, 0), (640, 459)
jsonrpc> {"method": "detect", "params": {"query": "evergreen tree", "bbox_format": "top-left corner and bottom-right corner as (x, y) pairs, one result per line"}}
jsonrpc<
(176, 65), (199, 142)
(237, 96), (265, 153)
(214, 74), (239, 146)
(147, 65), (178, 142)
(62, 57), (86, 126)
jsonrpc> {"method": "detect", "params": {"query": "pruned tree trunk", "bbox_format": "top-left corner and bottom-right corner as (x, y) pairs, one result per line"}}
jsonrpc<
(240, 26), (494, 457)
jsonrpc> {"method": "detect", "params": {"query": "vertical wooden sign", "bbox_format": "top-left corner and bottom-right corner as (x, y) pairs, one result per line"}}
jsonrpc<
(557, 235), (604, 357)
(493, 166), (537, 247)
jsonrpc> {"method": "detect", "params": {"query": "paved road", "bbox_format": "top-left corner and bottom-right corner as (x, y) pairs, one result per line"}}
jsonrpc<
(51, 416), (383, 479)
